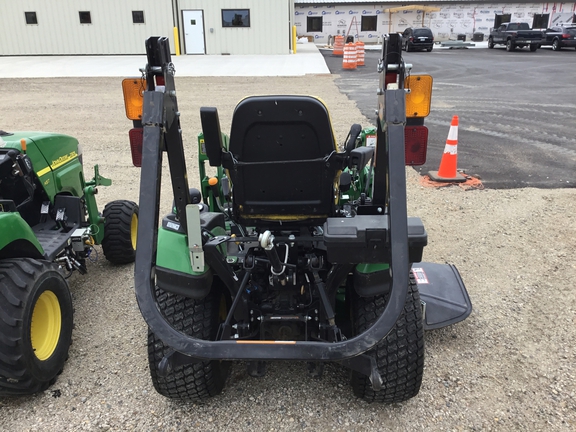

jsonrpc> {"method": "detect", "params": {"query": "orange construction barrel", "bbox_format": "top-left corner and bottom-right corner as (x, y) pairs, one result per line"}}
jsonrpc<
(355, 41), (365, 66)
(342, 43), (357, 70)
(333, 35), (344, 56)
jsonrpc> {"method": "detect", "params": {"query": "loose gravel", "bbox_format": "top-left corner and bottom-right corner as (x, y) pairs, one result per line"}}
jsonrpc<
(0, 76), (574, 431)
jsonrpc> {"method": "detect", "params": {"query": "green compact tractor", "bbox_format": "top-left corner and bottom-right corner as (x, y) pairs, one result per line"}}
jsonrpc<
(126, 36), (471, 403)
(0, 131), (138, 395)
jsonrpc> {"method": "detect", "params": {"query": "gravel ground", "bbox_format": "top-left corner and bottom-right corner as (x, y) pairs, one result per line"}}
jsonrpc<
(0, 76), (575, 431)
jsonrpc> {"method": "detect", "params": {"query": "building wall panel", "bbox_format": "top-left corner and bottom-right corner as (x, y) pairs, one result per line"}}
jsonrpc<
(0, 0), (174, 55)
(179, 0), (291, 54)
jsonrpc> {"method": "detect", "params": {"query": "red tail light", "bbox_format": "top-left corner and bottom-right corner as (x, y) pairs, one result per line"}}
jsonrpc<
(404, 126), (428, 166)
(156, 75), (165, 86)
(129, 128), (143, 167)
(562, 33), (570, 39)
(409, 37), (414, 42)
(385, 72), (397, 87)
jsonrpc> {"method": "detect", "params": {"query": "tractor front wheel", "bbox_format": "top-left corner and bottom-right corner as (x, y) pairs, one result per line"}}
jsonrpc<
(102, 200), (139, 264)
(148, 284), (231, 401)
(0, 259), (73, 396)
(350, 272), (424, 403)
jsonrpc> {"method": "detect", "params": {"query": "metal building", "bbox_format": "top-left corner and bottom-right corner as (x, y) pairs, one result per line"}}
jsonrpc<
(0, 0), (295, 56)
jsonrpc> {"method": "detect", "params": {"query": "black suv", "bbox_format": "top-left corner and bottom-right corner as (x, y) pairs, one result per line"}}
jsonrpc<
(402, 27), (434, 52)
(541, 25), (576, 51)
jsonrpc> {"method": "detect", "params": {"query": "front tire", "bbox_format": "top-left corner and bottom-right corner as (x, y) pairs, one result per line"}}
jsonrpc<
(488, 37), (495, 49)
(148, 284), (231, 401)
(350, 272), (424, 403)
(0, 259), (73, 396)
(102, 200), (139, 264)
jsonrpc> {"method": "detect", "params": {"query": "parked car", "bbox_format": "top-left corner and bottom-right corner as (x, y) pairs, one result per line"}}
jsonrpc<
(541, 25), (576, 51)
(401, 27), (434, 52)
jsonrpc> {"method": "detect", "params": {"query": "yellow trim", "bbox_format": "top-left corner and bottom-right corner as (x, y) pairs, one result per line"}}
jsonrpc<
(50, 151), (77, 170)
(36, 152), (78, 178)
(36, 166), (51, 177)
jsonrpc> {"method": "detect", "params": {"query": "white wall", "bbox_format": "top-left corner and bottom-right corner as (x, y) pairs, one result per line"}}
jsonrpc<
(0, 0), (174, 55)
(179, 0), (293, 55)
(293, 2), (576, 43)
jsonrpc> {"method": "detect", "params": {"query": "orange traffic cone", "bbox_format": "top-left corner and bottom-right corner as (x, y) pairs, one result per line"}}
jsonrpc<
(428, 115), (466, 182)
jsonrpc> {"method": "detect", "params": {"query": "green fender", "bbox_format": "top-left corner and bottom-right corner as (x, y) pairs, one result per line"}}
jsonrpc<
(156, 220), (227, 274)
(0, 212), (44, 258)
(156, 227), (199, 274)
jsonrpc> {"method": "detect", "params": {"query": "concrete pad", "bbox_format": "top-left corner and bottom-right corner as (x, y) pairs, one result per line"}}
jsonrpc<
(0, 42), (330, 78)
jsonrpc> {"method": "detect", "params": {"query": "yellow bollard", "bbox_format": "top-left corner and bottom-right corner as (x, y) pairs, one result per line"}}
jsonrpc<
(292, 25), (297, 54)
(173, 27), (181, 56)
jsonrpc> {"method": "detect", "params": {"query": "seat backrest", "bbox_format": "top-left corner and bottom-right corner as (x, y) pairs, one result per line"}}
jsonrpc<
(228, 95), (340, 224)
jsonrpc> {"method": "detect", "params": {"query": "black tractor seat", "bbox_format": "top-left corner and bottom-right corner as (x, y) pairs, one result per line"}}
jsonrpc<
(209, 95), (344, 226)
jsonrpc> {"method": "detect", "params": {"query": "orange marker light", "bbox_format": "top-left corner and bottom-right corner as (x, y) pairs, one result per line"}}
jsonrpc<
(122, 78), (146, 120)
(208, 177), (218, 186)
(405, 75), (433, 118)
(20, 138), (27, 152)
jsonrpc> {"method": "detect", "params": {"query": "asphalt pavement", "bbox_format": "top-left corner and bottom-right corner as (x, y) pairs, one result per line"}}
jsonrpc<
(321, 43), (576, 189)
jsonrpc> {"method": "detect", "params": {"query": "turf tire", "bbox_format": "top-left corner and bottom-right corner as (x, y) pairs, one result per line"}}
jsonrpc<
(0, 259), (73, 396)
(148, 284), (231, 401)
(350, 272), (424, 403)
(102, 200), (139, 264)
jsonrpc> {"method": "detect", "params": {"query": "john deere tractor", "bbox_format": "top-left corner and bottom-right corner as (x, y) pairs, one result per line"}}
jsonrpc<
(0, 130), (138, 395)
(124, 36), (471, 403)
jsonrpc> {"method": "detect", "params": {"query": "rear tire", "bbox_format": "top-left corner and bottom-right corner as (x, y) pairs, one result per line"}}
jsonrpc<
(350, 272), (424, 403)
(148, 284), (231, 401)
(426, 47), (433, 52)
(552, 39), (561, 51)
(406, 42), (412, 52)
(102, 200), (139, 264)
(530, 44), (538, 52)
(0, 259), (73, 396)
(506, 39), (515, 51)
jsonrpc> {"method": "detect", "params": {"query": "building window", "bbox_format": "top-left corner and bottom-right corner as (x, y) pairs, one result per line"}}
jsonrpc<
(132, 11), (145, 24)
(361, 16), (377, 32)
(79, 11), (92, 24)
(532, 14), (549, 29)
(25, 12), (38, 25)
(222, 9), (250, 27)
(307, 16), (323, 32)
